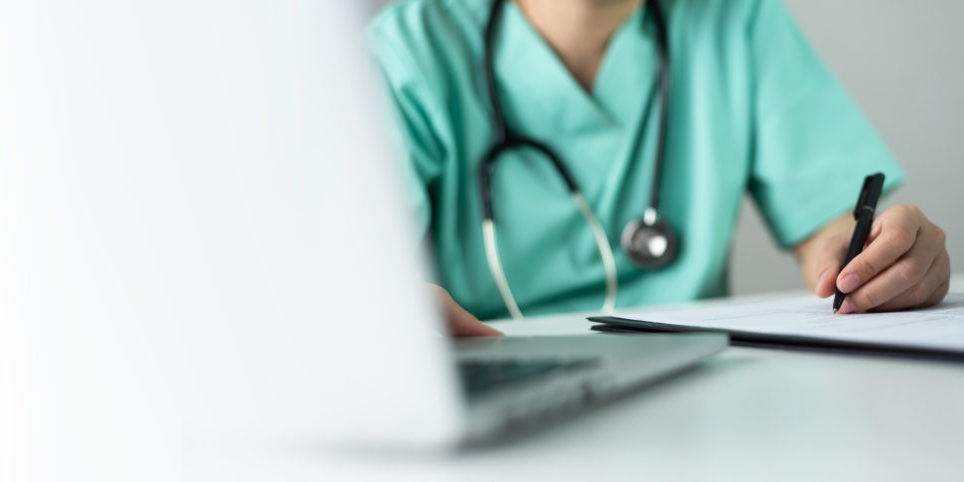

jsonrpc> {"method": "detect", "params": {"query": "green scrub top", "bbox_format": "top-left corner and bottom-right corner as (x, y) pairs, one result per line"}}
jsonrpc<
(367, 0), (904, 320)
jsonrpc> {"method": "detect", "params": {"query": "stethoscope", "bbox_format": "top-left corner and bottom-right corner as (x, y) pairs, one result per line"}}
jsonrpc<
(479, 0), (679, 319)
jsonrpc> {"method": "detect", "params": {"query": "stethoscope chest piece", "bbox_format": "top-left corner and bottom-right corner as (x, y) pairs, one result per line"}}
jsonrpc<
(621, 208), (679, 270)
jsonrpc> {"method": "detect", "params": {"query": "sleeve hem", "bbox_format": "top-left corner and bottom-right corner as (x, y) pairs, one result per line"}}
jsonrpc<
(776, 172), (906, 249)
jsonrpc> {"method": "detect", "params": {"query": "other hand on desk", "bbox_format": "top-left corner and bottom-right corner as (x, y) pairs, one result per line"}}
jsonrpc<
(429, 284), (504, 337)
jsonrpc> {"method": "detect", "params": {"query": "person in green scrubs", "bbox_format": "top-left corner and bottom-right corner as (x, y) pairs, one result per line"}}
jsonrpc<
(367, 0), (950, 335)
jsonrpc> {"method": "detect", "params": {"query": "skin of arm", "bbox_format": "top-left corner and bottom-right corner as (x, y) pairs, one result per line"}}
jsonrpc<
(794, 204), (950, 313)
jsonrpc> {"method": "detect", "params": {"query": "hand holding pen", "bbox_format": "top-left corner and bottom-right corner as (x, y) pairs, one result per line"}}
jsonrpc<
(807, 173), (950, 314)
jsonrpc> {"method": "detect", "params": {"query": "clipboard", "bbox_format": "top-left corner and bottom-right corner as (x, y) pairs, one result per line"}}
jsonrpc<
(589, 317), (964, 363)
(588, 294), (964, 363)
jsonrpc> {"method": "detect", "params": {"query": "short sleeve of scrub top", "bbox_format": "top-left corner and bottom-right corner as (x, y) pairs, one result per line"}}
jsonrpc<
(366, 0), (905, 320)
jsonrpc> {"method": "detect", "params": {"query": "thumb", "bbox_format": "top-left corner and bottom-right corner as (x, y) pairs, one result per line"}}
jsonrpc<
(811, 235), (848, 298)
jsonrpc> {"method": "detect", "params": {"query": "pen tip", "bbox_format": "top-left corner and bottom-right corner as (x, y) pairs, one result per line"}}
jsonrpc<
(833, 308), (838, 314)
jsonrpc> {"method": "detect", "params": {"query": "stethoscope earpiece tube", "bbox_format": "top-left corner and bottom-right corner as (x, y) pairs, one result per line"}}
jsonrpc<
(479, 0), (679, 318)
(482, 219), (524, 319)
(572, 193), (618, 314)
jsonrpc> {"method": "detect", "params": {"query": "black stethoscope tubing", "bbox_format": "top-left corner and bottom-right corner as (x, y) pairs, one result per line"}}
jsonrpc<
(480, 0), (671, 221)
(477, 0), (678, 317)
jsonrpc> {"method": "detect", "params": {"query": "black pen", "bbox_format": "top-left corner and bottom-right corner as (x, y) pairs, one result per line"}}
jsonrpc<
(833, 173), (886, 313)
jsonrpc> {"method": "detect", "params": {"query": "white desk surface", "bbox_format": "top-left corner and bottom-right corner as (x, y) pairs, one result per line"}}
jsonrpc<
(13, 277), (964, 482)
(199, 283), (964, 482)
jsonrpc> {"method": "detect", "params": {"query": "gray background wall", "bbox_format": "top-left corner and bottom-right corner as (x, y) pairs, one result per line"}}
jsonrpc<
(367, 0), (964, 294)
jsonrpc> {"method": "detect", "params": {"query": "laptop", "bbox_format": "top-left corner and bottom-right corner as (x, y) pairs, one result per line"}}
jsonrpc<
(0, 0), (726, 455)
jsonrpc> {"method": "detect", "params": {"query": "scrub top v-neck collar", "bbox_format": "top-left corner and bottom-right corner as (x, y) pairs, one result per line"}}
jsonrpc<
(491, 3), (658, 134)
